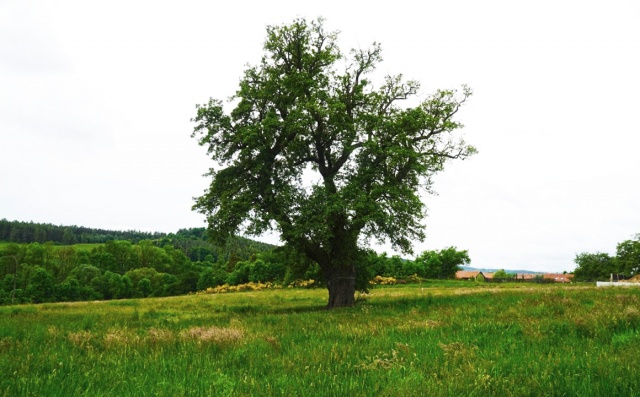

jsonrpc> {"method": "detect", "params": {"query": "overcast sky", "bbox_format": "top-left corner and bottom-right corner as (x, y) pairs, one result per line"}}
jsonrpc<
(1, 0), (638, 272)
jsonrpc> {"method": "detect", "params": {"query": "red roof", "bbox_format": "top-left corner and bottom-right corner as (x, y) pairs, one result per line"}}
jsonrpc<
(455, 271), (481, 279)
(543, 273), (573, 282)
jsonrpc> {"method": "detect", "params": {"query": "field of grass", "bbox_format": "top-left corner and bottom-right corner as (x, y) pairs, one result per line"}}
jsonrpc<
(0, 242), (103, 251)
(1, 282), (639, 396)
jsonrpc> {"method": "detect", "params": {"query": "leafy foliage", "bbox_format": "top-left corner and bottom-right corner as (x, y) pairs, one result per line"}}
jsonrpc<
(573, 252), (615, 281)
(414, 247), (470, 279)
(492, 269), (515, 280)
(573, 234), (640, 281)
(616, 235), (640, 277)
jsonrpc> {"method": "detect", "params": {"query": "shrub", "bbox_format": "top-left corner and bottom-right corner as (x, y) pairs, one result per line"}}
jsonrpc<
(197, 281), (282, 294)
(371, 275), (397, 285)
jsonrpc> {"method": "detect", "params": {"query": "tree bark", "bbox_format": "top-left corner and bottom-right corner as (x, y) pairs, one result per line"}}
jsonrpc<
(325, 264), (356, 309)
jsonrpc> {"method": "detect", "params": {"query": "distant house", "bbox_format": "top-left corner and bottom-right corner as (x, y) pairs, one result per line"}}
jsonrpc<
(482, 272), (495, 281)
(455, 271), (483, 281)
(516, 273), (537, 281)
(543, 273), (573, 283)
(455, 270), (567, 283)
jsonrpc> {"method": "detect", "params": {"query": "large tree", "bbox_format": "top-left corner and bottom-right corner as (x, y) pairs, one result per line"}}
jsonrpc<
(192, 18), (475, 308)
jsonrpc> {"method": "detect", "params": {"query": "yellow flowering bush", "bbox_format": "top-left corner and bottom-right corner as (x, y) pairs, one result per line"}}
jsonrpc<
(288, 279), (316, 288)
(370, 275), (397, 285)
(197, 281), (286, 295)
(405, 274), (424, 284)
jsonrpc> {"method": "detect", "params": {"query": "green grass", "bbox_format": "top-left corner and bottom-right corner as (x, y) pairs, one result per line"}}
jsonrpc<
(71, 243), (104, 251)
(0, 242), (103, 251)
(1, 283), (639, 396)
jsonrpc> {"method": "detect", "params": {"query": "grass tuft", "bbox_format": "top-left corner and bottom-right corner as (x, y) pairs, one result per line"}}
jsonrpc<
(179, 326), (245, 345)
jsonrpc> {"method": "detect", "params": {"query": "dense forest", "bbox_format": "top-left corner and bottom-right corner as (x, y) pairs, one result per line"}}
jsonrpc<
(0, 219), (470, 305)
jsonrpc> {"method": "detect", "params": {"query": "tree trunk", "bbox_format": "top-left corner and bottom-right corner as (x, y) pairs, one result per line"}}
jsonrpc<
(325, 264), (356, 309)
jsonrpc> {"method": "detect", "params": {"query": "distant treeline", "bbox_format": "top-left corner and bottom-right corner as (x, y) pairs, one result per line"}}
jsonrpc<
(0, 219), (165, 244)
(0, 220), (471, 305)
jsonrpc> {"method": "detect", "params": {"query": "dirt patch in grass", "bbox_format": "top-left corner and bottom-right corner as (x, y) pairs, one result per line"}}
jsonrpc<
(180, 326), (245, 344)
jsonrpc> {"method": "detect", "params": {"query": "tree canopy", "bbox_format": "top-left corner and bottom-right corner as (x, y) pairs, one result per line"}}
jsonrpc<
(573, 234), (640, 281)
(573, 252), (616, 282)
(415, 247), (470, 279)
(192, 18), (475, 307)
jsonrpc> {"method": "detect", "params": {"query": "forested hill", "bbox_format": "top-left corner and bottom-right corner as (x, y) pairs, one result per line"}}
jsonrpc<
(0, 219), (283, 305)
(159, 228), (277, 264)
(0, 219), (165, 244)
(0, 219), (274, 251)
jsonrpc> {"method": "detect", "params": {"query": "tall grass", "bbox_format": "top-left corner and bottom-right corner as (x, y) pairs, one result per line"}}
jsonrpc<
(1, 283), (639, 396)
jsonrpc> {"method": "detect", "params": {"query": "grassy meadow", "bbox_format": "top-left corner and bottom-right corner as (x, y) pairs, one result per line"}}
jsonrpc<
(0, 242), (103, 251)
(1, 282), (640, 396)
